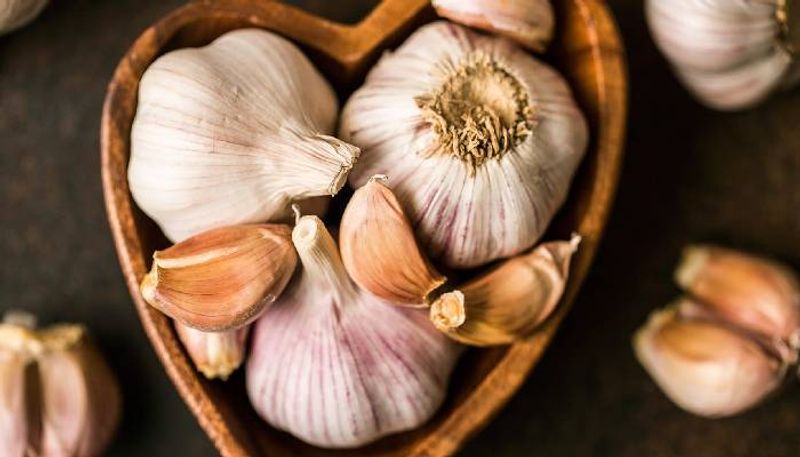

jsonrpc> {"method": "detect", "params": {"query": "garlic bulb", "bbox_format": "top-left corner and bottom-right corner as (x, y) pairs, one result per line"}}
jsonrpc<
(634, 299), (786, 417)
(246, 214), (461, 448)
(430, 235), (580, 346)
(141, 224), (297, 332)
(432, 0), (555, 52)
(129, 28), (360, 242)
(0, 312), (121, 456)
(174, 322), (249, 380)
(0, 0), (48, 34)
(646, 0), (800, 110)
(340, 175), (445, 306)
(340, 21), (587, 268)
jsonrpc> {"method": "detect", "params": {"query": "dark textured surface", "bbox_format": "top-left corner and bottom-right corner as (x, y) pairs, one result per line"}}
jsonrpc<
(1, 1), (799, 456)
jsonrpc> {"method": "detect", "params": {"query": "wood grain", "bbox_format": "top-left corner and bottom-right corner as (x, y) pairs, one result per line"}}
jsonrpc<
(99, 0), (627, 455)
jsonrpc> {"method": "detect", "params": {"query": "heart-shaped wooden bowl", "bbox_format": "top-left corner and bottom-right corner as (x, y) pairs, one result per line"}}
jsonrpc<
(101, 0), (626, 455)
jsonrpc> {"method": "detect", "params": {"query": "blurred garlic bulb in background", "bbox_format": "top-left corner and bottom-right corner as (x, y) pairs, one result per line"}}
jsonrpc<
(0, 0), (48, 35)
(646, 0), (800, 110)
(175, 322), (249, 380)
(129, 28), (359, 242)
(432, 0), (555, 52)
(340, 21), (587, 268)
(247, 213), (460, 448)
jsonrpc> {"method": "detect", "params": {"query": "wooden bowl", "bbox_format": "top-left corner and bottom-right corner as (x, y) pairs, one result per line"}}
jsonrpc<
(100, 0), (627, 455)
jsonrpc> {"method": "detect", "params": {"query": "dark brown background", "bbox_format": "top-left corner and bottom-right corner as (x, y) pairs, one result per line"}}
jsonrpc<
(1, 0), (799, 455)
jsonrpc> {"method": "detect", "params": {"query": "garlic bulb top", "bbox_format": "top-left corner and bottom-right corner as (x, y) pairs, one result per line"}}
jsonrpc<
(246, 214), (460, 448)
(340, 21), (587, 268)
(129, 28), (359, 242)
(0, 0), (48, 34)
(646, 0), (800, 110)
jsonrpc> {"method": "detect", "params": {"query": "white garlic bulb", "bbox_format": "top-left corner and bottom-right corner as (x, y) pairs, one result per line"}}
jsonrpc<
(340, 21), (588, 268)
(646, 0), (800, 110)
(129, 28), (359, 242)
(246, 214), (461, 448)
(0, 0), (48, 34)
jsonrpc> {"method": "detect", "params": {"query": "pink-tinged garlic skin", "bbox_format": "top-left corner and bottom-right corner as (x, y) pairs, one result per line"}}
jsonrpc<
(646, 0), (798, 110)
(0, 336), (38, 457)
(246, 215), (461, 448)
(432, 0), (554, 52)
(340, 22), (587, 269)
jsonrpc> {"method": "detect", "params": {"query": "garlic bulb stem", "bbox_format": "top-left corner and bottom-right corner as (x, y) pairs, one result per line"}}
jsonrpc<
(292, 215), (358, 303)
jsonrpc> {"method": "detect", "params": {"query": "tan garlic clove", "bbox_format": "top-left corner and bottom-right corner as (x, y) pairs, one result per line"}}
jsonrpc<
(174, 322), (249, 380)
(675, 244), (800, 346)
(141, 224), (297, 332)
(633, 299), (786, 417)
(430, 235), (580, 346)
(432, 0), (555, 52)
(339, 175), (446, 306)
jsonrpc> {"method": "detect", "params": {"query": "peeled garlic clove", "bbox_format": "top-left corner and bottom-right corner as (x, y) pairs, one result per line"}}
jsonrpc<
(634, 299), (786, 417)
(141, 224), (297, 332)
(129, 28), (360, 242)
(246, 214), (460, 448)
(432, 0), (554, 52)
(0, 0), (48, 35)
(675, 245), (800, 345)
(646, 0), (798, 110)
(339, 175), (445, 306)
(0, 318), (41, 457)
(430, 235), (580, 346)
(37, 325), (121, 457)
(341, 22), (587, 268)
(174, 322), (248, 380)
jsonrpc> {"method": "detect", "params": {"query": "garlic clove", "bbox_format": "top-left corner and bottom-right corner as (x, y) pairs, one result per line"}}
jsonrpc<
(432, 0), (555, 52)
(675, 244), (800, 346)
(247, 213), (461, 448)
(0, 0), (48, 35)
(0, 318), (42, 457)
(430, 235), (580, 346)
(633, 299), (786, 417)
(141, 224), (297, 332)
(129, 28), (360, 242)
(339, 175), (446, 306)
(174, 322), (249, 380)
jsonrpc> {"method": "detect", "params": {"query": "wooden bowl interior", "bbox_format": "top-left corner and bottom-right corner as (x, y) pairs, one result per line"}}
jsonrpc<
(101, 0), (626, 455)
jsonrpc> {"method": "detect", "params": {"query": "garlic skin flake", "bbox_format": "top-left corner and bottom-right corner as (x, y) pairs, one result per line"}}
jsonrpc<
(175, 322), (249, 380)
(634, 299), (786, 417)
(340, 21), (587, 268)
(246, 215), (460, 448)
(432, 0), (555, 52)
(0, 0), (48, 34)
(646, 0), (800, 110)
(129, 28), (360, 242)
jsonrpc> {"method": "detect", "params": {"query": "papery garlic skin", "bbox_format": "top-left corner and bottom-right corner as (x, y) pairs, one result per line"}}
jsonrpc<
(646, 0), (800, 110)
(246, 215), (460, 448)
(432, 0), (554, 52)
(0, 323), (40, 457)
(634, 300), (785, 418)
(430, 235), (580, 346)
(129, 28), (359, 242)
(341, 22), (587, 268)
(174, 322), (249, 380)
(0, 0), (48, 34)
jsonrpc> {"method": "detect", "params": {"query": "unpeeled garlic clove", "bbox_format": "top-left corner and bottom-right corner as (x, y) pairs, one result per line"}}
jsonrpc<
(675, 244), (800, 346)
(141, 224), (297, 332)
(432, 0), (555, 52)
(430, 235), (580, 346)
(174, 322), (249, 380)
(246, 214), (460, 448)
(339, 175), (446, 306)
(633, 299), (786, 417)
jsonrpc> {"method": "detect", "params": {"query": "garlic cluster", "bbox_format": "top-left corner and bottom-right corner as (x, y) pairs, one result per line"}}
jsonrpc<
(432, 0), (554, 52)
(129, 28), (359, 242)
(340, 21), (588, 269)
(646, 0), (800, 110)
(0, 312), (121, 456)
(0, 0), (48, 34)
(246, 213), (461, 448)
(174, 322), (249, 380)
(634, 245), (800, 417)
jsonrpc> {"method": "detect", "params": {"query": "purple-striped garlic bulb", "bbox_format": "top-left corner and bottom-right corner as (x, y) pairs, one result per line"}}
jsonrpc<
(246, 213), (461, 448)
(340, 21), (588, 269)
(646, 0), (800, 110)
